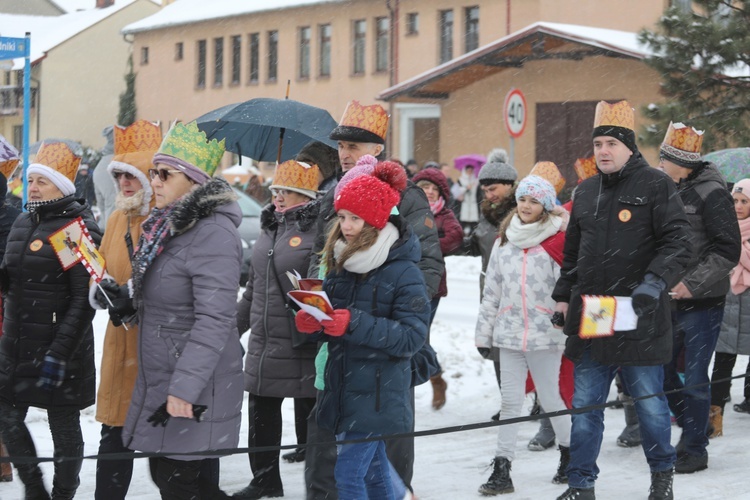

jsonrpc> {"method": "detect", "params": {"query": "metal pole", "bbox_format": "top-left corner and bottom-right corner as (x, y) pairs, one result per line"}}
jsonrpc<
(22, 32), (30, 209)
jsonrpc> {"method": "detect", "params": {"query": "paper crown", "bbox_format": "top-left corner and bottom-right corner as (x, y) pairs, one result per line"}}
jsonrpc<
(114, 120), (162, 155)
(0, 134), (20, 180)
(574, 156), (598, 182)
(529, 161), (565, 194)
(35, 141), (81, 183)
(157, 121), (225, 177)
(660, 121), (704, 166)
(0, 159), (19, 180)
(270, 160), (320, 198)
(335, 100), (389, 143)
(593, 100), (635, 131)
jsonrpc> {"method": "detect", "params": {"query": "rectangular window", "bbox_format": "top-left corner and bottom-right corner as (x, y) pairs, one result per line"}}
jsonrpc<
(268, 30), (278, 81)
(175, 42), (183, 61)
(213, 37), (224, 86)
(319, 24), (331, 77)
(672, 0), (692, 11)
(140, 46), (149, 65)
(406, 12), (419, 35)
(375, 16), (389, 73)
(299, 26), (311, 79)
(248, 33), (259, 83)
(231, 35), (241, 84)
(196, 39), (206, 88)
(439, 10), (453, 64)
(352, 19), (366, 75)
(465, 6), (479, 53)
(12, 125), (22, 151)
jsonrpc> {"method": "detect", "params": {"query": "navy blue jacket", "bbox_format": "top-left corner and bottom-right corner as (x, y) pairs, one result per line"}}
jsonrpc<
(317, 216), (431, 435)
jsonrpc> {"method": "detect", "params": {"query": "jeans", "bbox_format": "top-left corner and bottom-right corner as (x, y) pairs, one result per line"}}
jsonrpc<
(334, 433), (403, 500)
(664, 305), (723, 456)
(567, 347), (675, 489)
(95, 424), (133, 500)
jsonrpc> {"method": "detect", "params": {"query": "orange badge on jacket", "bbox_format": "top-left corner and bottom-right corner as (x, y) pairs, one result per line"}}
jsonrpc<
(618, 209), (632, 222)
(289, 236), (302, 247)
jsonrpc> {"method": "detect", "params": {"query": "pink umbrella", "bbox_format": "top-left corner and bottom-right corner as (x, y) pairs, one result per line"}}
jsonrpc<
(454, 154), (486, 175)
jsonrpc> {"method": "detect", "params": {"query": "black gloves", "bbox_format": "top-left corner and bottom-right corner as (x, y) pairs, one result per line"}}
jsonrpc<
(477, 347), (492, 360)
(147, 402), (208, 427)
(96, 279), (136, 326)
(631, 273), (667, 318)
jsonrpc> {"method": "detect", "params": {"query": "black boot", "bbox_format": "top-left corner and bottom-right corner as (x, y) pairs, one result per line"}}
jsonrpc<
(648, 468), (674, 500)
(552, 445), (570, 484)
(616, 395), (641, 448)
(281, 448), (305, 463)
(232, 482), (284, 499)
(478, 457), (513, 495)
(556, 487), (596, 500)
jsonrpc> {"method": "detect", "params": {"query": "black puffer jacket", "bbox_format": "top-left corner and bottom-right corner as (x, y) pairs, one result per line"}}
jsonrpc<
(552, 153), (691, 366)
(0, 196), (101, 409)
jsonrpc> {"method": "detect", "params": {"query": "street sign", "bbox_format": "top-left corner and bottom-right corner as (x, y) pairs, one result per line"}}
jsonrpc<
(0, 36), (27, 60)
(503, 88), (527, 139)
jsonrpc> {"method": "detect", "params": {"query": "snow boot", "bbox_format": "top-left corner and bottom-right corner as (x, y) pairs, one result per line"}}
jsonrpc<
(734, 398), (750, 413)
(478, 457), (514, 495)
(556, 487), (595, 500)
(430, 374), (448, 410)
(552, 445), (570, 484)
(528, 414), (556, 451)
(648, 468), (674, 500)
(708, 405), (723, 438)
(616, 395), (641, 447)
(281, 448), (306, 463)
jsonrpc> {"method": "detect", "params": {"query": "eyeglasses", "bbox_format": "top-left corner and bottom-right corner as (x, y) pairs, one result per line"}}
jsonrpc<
(148, 168), (182, 182)
(271, 188), (292, 197)
(113, 171), (136, 181)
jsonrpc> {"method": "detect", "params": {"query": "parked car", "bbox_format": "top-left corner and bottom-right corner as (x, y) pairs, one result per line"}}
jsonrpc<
(233, 187), (263, 285)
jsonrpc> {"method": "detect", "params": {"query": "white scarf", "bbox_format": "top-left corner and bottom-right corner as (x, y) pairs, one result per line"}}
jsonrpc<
(505, 213), (563, 249)
(333, 222), (399, 274)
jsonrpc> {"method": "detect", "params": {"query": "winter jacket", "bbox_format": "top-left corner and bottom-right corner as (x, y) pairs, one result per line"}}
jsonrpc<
(476, 234), (566, 352)
(317, 216), (431, 436)
(122, 179), (244, 459)
(716, 289), (750, 355)
(671, 163), (740, 310)
(239, 201), (319, 399)
(0, 196), (101, 409)
(552, 153), (691, 366)
(308, 179), (444, 298)
(0, 176), (21, 337)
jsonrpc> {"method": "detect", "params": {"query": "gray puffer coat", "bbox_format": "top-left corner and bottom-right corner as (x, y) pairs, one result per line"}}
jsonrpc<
(122, 179), (244, 459)
(716, 289), (750, 355)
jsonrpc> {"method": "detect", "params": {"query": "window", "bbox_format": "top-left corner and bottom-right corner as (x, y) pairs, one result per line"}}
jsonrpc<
(196, 39), (206, 88)
(248, 33), (259, 83)
(375, 16), (389, 73)
(231, 35), (241, 84)
(406, 12), (419, 35)
(213, 37), (224, 86)
(140, 46), (149, 65)
(175, 42), (183, 61)
(299, 26), (311, 79)
(353, 20), (366, 75)
(439, 10), (453, 63)
(12, 125), (22, 151)
(268, 30), (278, 81)
(671, 0), (692, 12)
(319, 24), (331, 77)
(465, 6), (479, 53)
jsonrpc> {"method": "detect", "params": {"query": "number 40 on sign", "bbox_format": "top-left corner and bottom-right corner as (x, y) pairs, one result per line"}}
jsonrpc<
(504, 88), (527, 139)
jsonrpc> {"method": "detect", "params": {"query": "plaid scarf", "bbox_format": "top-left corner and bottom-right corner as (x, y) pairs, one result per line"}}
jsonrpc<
(131, 204), (175, 305)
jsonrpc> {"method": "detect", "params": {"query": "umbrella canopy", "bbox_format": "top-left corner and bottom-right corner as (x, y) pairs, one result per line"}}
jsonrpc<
(195, 98), (339, 163)
(703, 148), (750, 184)
(454, 154), (486, 174)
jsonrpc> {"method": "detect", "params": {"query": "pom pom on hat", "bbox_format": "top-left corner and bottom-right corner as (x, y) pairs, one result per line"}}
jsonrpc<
(335, 154), (378, 198)
(479, 148), (517, 186)
(335, 161), (406, 229)
(515, 175), (556, 212)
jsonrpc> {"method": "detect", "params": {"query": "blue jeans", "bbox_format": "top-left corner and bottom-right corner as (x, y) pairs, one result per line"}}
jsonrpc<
(567, 347), (675, 489)
(664, 305), (723, 456)
(334, 432), (403, 500)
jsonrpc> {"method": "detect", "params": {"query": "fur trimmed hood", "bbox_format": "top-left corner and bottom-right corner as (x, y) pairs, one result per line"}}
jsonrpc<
(169, 177), (240, 235)
(107, 151), (155, 216)
(261, 198), (320, 233)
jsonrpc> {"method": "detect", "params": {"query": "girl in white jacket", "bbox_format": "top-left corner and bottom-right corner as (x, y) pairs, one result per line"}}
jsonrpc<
(475, 175), (571, 496)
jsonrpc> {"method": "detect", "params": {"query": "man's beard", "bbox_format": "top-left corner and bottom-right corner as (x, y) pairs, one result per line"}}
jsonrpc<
(480, 196), (515, 228)
(115, 189), (146, 214)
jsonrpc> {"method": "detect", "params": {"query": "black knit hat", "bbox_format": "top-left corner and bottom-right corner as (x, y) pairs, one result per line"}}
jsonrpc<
(592, 126), (638, 153)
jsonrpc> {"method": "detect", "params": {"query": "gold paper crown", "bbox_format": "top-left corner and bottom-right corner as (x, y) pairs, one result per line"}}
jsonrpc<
(35, 142), (81, 183)
(574, 156), (598, 182)
(271, 160), (320, 194)
(339, 100), (389, 142)
(114, 120), (162, 155)
(0, 159), (19, 180)
(157, 121), (225, 177)
(529, 161), (565, 194)
(660, 121), (704, 164)
(593, 100), (635, 131)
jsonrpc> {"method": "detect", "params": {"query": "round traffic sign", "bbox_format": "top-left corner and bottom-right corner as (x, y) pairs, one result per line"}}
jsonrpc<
(504, 88), (527, 139)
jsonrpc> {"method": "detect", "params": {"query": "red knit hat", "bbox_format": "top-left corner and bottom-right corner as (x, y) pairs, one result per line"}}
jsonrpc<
(334, 161), (407, 229)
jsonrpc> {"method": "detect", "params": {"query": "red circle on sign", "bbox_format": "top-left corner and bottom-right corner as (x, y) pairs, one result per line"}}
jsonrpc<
(504, 88), (528, 139)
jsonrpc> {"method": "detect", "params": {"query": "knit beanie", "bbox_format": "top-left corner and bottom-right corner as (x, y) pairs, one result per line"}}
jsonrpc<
(515, 175), (556, 212)
(335, 161), (407, 229)
(269, 160), (320, 199)
(732, 179), (750, 198)
(334, 154), (377, 198)
(478, 148), (517, 186)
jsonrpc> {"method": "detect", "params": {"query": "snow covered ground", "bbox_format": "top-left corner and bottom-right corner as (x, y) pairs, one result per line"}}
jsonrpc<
(1, 255), (749, 499)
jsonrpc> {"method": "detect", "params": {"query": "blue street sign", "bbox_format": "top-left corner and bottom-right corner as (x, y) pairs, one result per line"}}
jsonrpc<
(0, 36), (27, 60)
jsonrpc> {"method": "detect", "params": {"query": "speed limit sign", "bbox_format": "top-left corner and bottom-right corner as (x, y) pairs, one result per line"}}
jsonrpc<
(504, 89), (527, 139)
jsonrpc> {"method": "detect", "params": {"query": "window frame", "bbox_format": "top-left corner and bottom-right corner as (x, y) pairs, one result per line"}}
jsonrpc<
(268, 30), (279, 82)
(248, 33), (260, 84)
(439, 9), (454, 64)
(352, 19), (366, 75)
(406, 12), (419, 36)
(319, 23), (332, 78)
(213, 37), (224, 87)
(299, 26), (311, 80)
(230, 35), (241, 85)
(196, 39), (207, 88)
(374, 16), (389, 73)
(464, 6), (479, 53)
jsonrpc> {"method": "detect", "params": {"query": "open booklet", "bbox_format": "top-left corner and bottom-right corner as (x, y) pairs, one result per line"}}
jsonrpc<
(579, 295), (639, 339)
(286, 270), (333, 321)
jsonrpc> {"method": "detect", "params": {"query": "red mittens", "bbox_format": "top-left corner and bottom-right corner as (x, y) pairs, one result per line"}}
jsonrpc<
(295, 310), (323, 333)
(321, 309), (351, 337)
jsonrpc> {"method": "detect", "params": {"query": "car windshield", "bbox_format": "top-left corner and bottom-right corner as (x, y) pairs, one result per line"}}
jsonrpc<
(233, 188), (263, 217)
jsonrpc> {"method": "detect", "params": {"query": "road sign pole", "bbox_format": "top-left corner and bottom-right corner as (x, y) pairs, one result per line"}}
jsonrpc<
(23, 32), (30, 209)
(509, 137), (515, 169)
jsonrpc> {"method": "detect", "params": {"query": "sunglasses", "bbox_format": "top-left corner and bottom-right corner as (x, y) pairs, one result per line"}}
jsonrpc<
(113, 171), (136, 180)
(148, 168), (182, 182)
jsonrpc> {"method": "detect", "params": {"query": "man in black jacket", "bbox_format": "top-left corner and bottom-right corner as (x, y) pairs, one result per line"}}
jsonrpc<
(552, 101), (691, 500)
(658, 122), (740, 474)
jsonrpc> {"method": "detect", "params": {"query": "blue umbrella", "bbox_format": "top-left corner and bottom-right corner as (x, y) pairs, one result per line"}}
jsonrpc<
(194, 98), (338, 163)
